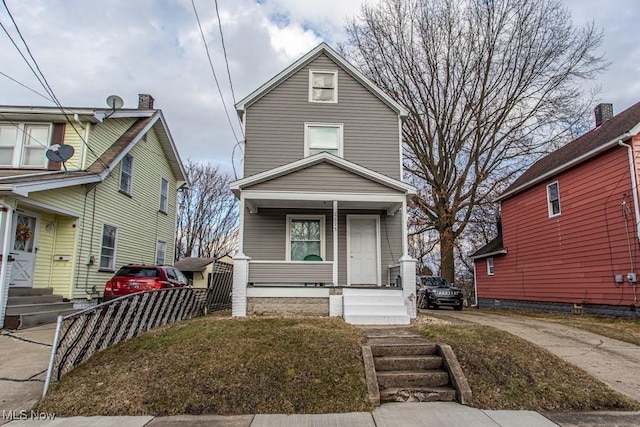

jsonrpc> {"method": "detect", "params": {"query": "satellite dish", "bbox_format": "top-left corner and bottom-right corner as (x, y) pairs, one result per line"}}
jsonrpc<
(106, 95), (124, 110)
(46, 144), (75, 162)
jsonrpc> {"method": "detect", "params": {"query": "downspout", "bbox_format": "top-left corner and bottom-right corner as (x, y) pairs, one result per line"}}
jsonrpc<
(619, 140), (640, 242)
(0, 200), (14, 329)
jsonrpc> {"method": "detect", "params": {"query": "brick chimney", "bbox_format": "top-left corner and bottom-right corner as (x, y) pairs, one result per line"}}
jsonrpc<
(594, 103), (613, 127)
(138, 94), (155, 110)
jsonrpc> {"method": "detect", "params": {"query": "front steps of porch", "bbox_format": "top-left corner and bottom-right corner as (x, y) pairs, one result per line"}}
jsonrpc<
(343, 288), (410, 325)
(4, 288), (76, 330)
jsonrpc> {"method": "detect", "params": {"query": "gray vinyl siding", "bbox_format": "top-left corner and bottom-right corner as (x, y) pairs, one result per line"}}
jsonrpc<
(244, 53), (401, 180)
(243, 208), (402, 286)
(247, 162), (403, 194)
(249, 263), (333, 283)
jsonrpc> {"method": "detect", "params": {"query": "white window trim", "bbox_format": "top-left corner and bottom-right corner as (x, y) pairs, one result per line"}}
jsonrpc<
(547, 181), (561, 218)
(160, 177), (169, 212)
(99, 223), (118, 271)
(308, 69), (338, 103)
(304, 122), (343, 158)
(119, 153), (134, 195)
(487, 257), (494, 276)
(346, 214), (381, 286)
(285, 214), (326, 261)
(0, 122), (52, 168)
(156, 240), (167, 265)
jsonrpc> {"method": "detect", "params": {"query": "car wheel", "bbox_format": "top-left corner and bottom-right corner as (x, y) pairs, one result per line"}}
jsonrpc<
(454, 304), (463, 311)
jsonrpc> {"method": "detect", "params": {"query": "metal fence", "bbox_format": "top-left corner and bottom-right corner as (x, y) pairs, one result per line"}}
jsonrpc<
(44, 266), (234, 396)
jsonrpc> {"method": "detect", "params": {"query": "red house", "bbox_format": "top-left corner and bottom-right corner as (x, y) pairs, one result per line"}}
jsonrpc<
(471, 102), (640, 317)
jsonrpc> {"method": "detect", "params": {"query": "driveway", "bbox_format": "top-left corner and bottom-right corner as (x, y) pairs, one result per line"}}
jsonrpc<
(0, 324), (56, 416)
(422, 310), (640, 402)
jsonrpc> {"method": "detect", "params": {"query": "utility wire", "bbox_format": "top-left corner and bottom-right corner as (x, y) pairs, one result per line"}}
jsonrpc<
(0, 70), (54, 102)
(1, 0), (109, 170)
(214, 0), (242, 133)
(191, 0), (241, 144)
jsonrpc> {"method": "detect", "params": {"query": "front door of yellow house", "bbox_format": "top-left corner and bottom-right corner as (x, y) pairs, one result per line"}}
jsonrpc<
(10, 212), (39, 287)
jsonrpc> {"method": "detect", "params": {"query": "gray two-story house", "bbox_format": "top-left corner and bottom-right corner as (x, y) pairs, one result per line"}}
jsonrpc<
(231, 43), (417, 325)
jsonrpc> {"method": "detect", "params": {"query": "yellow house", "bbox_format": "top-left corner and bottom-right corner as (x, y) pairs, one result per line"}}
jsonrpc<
(0, 95), (188, 328)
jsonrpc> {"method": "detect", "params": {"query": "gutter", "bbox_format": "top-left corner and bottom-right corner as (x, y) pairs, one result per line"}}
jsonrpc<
(619, 140), (640, 242)
(497, 132), (632, 202)
(468, 249), (507, 260)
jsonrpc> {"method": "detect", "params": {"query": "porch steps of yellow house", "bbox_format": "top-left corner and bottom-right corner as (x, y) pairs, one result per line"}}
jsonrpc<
(4, 288), (76, 330)
(343, 288), (410, 325)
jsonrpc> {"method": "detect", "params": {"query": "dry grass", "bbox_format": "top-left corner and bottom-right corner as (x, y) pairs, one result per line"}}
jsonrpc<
(415, 323), (640, 411)
(40, 316), (371, 416)
(484, 309), (640, 346)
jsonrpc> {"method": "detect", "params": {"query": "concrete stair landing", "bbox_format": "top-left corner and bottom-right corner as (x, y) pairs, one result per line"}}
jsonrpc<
(4, 287), (76, 330)
(343, 288), (410, 325)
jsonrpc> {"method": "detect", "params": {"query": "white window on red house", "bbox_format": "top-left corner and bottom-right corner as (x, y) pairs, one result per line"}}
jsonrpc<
(547, 182), (561, 217)
(487, 257), (494, 276)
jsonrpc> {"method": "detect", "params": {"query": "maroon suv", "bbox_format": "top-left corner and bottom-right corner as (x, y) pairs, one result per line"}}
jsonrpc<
(103, 265), (190, 301)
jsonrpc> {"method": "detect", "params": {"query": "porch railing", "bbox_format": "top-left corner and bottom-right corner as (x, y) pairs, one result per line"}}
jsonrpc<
(248, 260), (333, 285)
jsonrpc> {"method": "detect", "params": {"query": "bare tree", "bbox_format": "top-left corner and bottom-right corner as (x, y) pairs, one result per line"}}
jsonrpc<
(341, 0), (605, 282)
(176, 160), (238, 260)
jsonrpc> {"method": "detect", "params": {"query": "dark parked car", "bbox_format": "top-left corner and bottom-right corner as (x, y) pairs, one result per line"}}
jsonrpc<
(417, 276), (464, 311)
(103, 265), (190, 301)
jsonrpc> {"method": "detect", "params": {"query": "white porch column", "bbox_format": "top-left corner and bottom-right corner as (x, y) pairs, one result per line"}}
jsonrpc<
(232, 254), (250, 317)
(400, 200), (417, 318)
(0, 204), (13, 329)
(332, 200), (338, 286)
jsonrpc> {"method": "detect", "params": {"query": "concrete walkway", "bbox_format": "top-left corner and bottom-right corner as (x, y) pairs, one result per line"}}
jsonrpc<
(423, 310), (640, 402)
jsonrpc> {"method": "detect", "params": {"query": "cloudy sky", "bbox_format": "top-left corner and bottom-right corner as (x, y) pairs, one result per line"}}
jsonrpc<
(1, 0), (639, 178)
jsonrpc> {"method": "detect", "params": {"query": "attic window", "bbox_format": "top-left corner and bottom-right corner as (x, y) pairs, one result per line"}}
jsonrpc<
(547, 181), (561, 217)
(309, 70), (337, 103)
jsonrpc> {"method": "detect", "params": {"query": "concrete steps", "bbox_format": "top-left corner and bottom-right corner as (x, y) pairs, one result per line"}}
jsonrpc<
(4, 287), (77, 330)
(361, 326), (463, 404)
(343, 288), (410, 325)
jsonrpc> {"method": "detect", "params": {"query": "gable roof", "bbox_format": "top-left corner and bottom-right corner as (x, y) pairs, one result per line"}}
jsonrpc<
(469, 235), (506, 260)
(0, 107), (188, 196)
(498, 101), (640, 201)
(230, 152), (416, 197)
(235, 42), (408, 118)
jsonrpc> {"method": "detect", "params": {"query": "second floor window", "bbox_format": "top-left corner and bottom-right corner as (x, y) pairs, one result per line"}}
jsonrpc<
(487, 257), (494, 276)
(304, 123), (343, 157)
(309, 70), (337, 103)
(0, 123), (50, 168)
(160, 178), (168, 213)
(547, 182), (561, 217)
(120, 154), (133, 194)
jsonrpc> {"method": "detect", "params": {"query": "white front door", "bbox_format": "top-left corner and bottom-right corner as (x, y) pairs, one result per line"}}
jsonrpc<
(348, 216), (379, 285)
(10, 212), (39, 287)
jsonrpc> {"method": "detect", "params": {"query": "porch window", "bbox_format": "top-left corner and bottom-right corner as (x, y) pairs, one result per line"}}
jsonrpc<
(286, 215), (325, 261)
(159, 178), (168, 213)
(99, 224), (118, 271)
(304, 123), (343, 157)
(547, 181), (561, 217)
(309, 70), (337, 103)
(156, 240), (166, 265)
(0, 123), (50, 168)
(120, 154), (133, 195)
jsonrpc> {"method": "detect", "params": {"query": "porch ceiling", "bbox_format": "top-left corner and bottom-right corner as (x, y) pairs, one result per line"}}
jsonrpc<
(244, 197), (402, 214)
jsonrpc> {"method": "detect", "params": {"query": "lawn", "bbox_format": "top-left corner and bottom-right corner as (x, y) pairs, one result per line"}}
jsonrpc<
(39, 316), (371, 416)
(415, 323), (640, 411)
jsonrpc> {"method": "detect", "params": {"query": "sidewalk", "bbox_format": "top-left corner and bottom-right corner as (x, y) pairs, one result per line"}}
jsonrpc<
(3, 402), (558, 426)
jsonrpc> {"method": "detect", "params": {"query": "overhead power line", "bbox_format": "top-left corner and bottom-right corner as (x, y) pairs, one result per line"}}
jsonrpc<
(0, 71), (54, 102)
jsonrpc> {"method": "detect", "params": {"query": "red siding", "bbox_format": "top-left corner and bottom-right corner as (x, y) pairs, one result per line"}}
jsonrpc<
(476, 142), (640, 306)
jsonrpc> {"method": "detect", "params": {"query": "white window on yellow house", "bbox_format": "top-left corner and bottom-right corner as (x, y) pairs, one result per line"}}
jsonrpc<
(120, 154), (133, 195)
(160, 178), (168, 213)
(100, 224), (118, 271)
(0, 123), (50, 168)
(156, 240), (167, 265)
